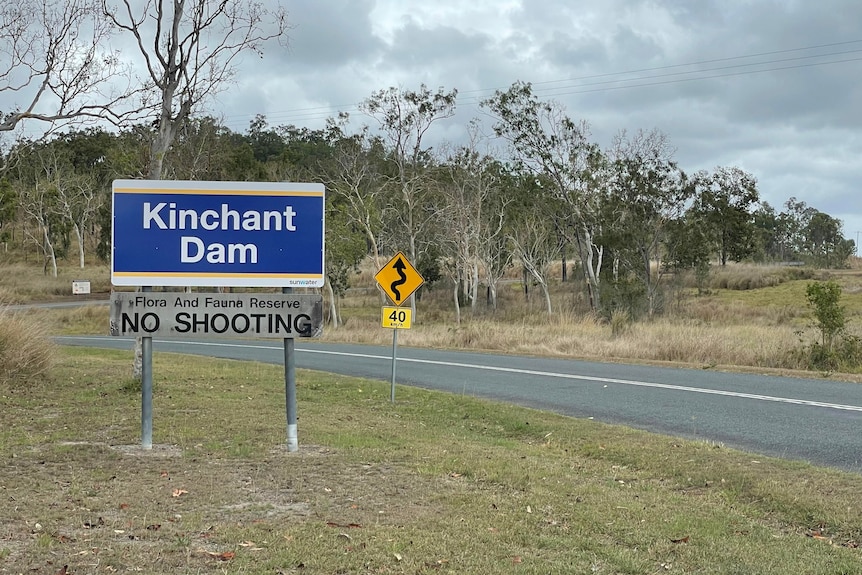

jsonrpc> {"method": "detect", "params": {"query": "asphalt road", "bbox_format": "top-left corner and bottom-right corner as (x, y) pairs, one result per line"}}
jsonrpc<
(56, 335), (862, 473)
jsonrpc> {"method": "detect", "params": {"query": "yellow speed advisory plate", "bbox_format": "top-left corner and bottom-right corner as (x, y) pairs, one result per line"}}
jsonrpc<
(381, 306), (412, 329)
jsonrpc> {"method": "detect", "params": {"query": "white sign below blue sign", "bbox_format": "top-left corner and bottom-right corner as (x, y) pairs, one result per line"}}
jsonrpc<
(111, 180), (325, 287)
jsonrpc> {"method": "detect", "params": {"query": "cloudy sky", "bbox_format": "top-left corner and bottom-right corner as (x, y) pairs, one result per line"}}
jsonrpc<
(211, 0), (862, 245)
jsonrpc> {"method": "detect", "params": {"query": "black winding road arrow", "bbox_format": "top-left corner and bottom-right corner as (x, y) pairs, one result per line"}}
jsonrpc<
(390, 257), (408, 301)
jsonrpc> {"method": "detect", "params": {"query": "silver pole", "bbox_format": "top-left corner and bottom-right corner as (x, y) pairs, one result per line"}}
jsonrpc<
(141, 286), (153, 450)
(283, 287), (298, 452)
(390, 326), (398, 403)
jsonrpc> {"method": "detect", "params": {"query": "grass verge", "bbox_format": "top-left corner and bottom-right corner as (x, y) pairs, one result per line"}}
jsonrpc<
(1, 348), (860, 574)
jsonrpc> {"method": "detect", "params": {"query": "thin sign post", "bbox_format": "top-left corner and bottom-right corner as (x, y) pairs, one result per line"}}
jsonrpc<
(141, 286), (153, 449)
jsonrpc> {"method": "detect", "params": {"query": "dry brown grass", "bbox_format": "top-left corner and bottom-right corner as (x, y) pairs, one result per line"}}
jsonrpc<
(315, 258), (854, 375)
(7, 256), (862, 375)
(326, 312), (804, 370)
(0, 262), (112, 303)
(0, 307), (56, 384)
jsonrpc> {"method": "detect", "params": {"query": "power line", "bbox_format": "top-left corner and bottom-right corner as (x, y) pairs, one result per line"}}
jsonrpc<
(220, 39), (862, 130)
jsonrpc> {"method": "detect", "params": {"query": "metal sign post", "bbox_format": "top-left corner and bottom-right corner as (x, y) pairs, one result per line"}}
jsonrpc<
(283, 287), (298, 452)
(141, 286), (153, 449)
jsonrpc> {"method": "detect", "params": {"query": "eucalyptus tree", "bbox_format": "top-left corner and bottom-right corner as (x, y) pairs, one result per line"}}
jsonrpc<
(322, 195), (366, 328)
(0, 178), (17, 246)
(505, 172), (564, 315)
(9, 141), (73, 276)
(663, 211), (712, 292)
(691, 166), (760, 266)
(277, 120), (372, 326)
(359, 84), (458, 266)
(483, 81), (605, 312)
(437, 121), (510, 320)
(321, 118), (386, 271)
(602, 129), (691, 317)
(102, 0), (288, 180)
(102, 0), (288, 379)
(162, 116), (237, 180)
(781, 196), (817, 257)
(802, 211), (853, 268)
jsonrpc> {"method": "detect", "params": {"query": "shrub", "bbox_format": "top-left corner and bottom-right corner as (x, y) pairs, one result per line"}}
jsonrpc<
(806, 281), (845, 351)
(0, 308), (55, 384)
(796, 281), (862, 372)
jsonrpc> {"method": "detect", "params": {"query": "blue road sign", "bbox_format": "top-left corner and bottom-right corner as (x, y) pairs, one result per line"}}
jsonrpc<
(112, 180), (325, 287)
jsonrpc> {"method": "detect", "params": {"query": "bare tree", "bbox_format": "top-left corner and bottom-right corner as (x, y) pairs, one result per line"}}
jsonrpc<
(360, 84), (456, 315)
(102, 0), (289, 379)
(322, 119), (385, 271)
(0, 0), (125, 132)
(103, 0), (288, 180)
(440, 121), (509, 320)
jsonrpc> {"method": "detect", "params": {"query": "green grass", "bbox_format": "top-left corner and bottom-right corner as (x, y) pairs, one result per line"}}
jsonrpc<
(1, 347), (861, 574)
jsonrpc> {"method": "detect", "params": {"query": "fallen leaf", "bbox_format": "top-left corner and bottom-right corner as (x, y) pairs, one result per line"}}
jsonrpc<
(55, 566), (69, 575)
(199, 550), (235, 561)
(160, 470), (169, 478)
(146, 524), (161, 531)
(526, 505), (532, 514)
(172, 488), (189, 497)
(671, 536), (690, 544)
(118, 503), (129, 510)
(393, 552), (403, 561)
(325, 521), (362, 528)
(512, 555), (523, 564)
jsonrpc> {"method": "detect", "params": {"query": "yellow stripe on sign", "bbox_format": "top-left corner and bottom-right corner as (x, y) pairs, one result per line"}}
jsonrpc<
(113, 188), (323, 196)
(381, 306), (412, 329)
(112, 272), (324, 279)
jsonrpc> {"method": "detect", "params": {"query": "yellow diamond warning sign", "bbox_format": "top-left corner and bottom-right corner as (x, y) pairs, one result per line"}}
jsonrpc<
(374, 252), (424, 306)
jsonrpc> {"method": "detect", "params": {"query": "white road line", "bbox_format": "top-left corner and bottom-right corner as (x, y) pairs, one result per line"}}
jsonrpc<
(296, 348), (862, 413)
(59, 337), (862, 413)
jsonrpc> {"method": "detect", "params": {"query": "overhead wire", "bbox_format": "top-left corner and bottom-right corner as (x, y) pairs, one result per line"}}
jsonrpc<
(220, 39), (862, 131)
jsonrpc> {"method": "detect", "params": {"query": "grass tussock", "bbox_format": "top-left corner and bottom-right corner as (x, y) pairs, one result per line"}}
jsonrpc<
(0, 308), (55, 384)
(699, 264), (821, 291)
